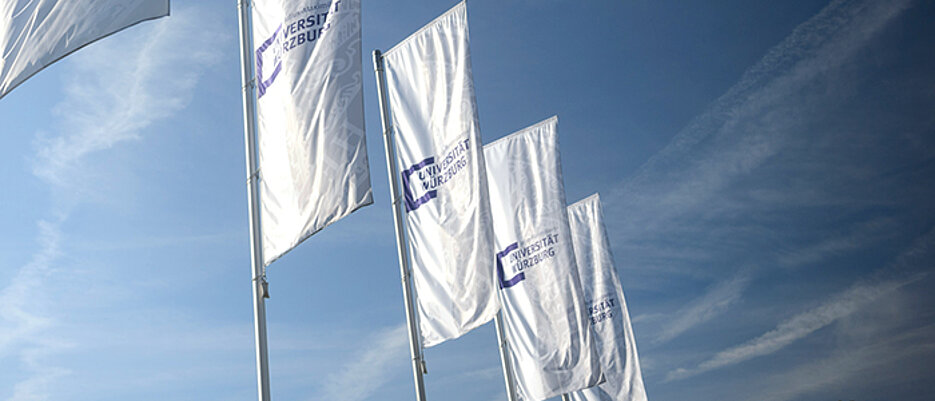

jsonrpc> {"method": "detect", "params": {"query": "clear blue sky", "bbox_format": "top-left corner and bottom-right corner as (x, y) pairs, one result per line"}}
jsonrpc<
(2, 0), (934, 400)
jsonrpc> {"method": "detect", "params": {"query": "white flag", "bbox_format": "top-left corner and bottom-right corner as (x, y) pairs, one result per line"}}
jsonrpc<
(484, 116), (601, 401)
(382, 1), (498, 347)
(0, 0), (169, 99)
(252, 0), (372, 265)
(567, 194), (648, 401)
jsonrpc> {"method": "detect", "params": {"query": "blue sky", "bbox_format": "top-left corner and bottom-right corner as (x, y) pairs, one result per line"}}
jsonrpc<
(1, 0), (934, 400)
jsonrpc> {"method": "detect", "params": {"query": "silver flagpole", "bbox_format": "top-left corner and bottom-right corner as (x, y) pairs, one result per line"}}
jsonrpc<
(372, 49), (428, 401)
(494, 312), (518, 401)
(237, 1), (272, 401)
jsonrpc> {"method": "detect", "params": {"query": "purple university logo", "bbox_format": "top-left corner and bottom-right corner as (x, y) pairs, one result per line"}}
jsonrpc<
(400, 137), (471, 213)
(496, 242), (525, 288)
(496, 233), (560, 289)
(401, 157), (438, 212)
(255, 25), (283, 99)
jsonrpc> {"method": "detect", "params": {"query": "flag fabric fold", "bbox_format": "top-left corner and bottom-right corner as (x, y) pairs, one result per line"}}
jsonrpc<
(567, 194), (648, 401)
(0, 0), (170, 99)
(251, 0), (372, 265)
(381, 1), (499, 347)
(484, 116), (601, 401)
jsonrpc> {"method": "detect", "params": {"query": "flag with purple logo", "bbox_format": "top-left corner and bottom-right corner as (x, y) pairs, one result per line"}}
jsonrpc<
(484, 116), (601, 400)
(251, 0), (372, 265)
(382, 1), (498, 347)
(0, 0), (169, 99)
(567, 194), (648, 401)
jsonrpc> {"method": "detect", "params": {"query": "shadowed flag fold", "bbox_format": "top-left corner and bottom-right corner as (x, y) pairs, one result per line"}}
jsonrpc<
(568, 194), (648, 401)
(251, 0), (372, 265)
(484, 116), (601, 401)
(381, 1), (499, 347)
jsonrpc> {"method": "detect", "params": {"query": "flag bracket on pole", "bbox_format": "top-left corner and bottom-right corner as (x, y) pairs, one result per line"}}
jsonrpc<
(251, 274), (270, 299)
(246, 169), (261, 185)
(242, 78), (256, 92)
(381, 128), (407, 212)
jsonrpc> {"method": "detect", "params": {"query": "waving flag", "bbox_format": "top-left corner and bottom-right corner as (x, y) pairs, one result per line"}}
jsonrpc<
(251, 0), (372, 265)
(568, 194), (648, 401)
(381, 1), (499, 347)
(0, 0), (169, 99)
(485, 116), (601, 400)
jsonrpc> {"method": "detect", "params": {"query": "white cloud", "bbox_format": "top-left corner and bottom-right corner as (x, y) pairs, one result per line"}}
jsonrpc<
(33, 6), (224, 196)
(659, 224), (935, 388)
(597, 1), (924, 386)
(0, 220), (59, 355)
(0, 220), (69, 401)
(775, 218), (897, 268)
(605, 0), (915, 262)
(319, 323), (410, 401)
(754, 323), (935, 401)
(652, 273), (750, 344)
(1, 5), (225, 400)
(665, 273), (925, 382)
(666, 222), (935, 381)
(721, 264), (935, 401)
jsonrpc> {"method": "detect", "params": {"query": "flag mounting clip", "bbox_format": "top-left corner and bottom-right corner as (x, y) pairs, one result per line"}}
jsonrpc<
(252, 274), (270, 299)
(247, 169), (260, 184)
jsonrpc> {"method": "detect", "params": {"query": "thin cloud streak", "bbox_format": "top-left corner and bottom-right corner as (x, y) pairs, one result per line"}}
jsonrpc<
(756, 324), (935, 401)
(775, 218), (898, 268)
(319, 323), (410, 401)
(0, 220), (59, 355)
(1, 6), (225, 400)
(612, 0), (929, 384)
(652, 273), (751, 345)
(666, 225), (935, 383)
(612, 0), (914, 207)
(33, 7), (224, 194)
(665, 273), (923, 381)
(0, 220), (68, 401)
(605, 0), (915, 273)
(598, 2), (926, 388)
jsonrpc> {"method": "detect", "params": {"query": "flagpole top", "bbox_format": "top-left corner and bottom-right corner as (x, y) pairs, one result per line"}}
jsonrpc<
(372, 49), (384, 71)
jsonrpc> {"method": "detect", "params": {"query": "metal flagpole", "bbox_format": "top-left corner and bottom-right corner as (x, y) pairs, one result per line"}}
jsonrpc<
(237, 1), (272, 401)
(372, 49), (428, 401)
(494, 312), (519, 401)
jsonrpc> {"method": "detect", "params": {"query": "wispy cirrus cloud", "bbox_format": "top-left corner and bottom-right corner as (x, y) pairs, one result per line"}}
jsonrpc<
(0, 221), (60, 355)
(651, 273), (751, 345)
(604, 0), (919, 283)
(665, 273), (923, 381)
(666, 227), (935, 382)
(775, 218), (899, 268)
(319, 323), (410, 401)
(1, 5), (225, 400)
(0, 220), (69, 401)
(751, 323), (935, 401)
(33, 6), (223, 194)
(597, 0), (935, 396)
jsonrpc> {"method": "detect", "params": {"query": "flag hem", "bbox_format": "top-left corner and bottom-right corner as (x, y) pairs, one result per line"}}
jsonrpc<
(383, 0), (466, 58)
(262, 193), (374, 266)
(0, 3), (170, 101)
(484, 115), (559, 149)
